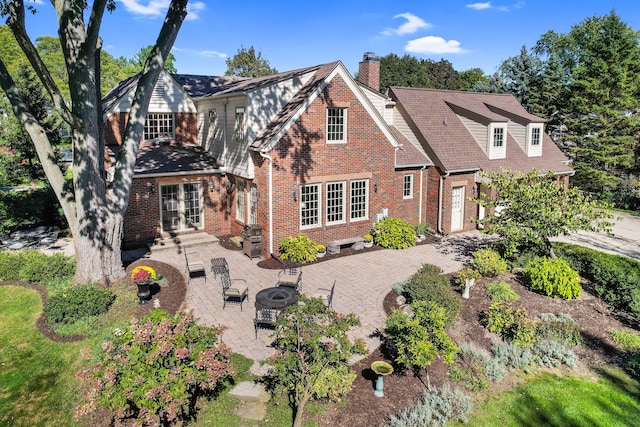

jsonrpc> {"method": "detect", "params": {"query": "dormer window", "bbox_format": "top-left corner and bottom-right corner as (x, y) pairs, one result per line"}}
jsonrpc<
(526, 124), (543, 157)
(487, 123), (507, 159)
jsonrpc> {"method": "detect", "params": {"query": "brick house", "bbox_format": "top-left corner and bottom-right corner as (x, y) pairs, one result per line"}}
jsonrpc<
(385, 86), (574, 234)
(103, 53), (572, 256)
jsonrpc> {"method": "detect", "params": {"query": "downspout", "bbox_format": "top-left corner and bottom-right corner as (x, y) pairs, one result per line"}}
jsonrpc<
(437, 171), (449, 234)
(259, 150), (274, 255)
(418, 165), (426, 224)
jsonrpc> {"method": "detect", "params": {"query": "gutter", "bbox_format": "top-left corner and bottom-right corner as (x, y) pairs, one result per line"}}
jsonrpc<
(259, 150), (274, 255)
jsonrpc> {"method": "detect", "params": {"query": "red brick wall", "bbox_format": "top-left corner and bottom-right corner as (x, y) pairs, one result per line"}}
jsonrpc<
(440, 172), (479, 234)
(123, 174), (232, 248)
(103, 112), (198, 146)
(253, 75), (426, 256)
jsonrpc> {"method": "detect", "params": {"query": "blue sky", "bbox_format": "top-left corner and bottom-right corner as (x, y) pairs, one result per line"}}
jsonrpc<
(23, 0), (640, 78)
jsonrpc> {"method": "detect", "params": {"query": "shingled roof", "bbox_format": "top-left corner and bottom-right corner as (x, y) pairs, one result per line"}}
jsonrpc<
(388, 87), (573, 175)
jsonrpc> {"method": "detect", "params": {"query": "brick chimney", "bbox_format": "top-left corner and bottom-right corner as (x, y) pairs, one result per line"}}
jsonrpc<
(358, 52), (380, 92)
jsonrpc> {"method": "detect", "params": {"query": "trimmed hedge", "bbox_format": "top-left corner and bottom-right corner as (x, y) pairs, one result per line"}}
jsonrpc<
(44, 285), (115, 326)
(372, 217), (416, 250)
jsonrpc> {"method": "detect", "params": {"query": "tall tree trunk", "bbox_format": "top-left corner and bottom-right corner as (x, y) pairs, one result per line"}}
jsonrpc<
(293, 393), (311, 427)
(544, 236), (556, 260)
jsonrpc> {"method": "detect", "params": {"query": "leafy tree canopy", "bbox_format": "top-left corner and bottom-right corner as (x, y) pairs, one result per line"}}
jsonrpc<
(225, 45), (278, 77)
(472, 168), (616, 259)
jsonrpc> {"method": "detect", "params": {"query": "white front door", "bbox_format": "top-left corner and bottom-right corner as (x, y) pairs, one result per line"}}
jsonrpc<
(451, 186), (465, 231)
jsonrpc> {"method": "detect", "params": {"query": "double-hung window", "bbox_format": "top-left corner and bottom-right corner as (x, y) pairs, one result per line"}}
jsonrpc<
(235, 179), (246, 223)
(160, 183), (202, 232)
(350, 179), (368, 221)
(493, 127), (504, 148)
(326, 181), (345, 225)
(403, 174), (413, 199)
(144, 113), (174, 141)
(300, 184), (321, 228)
(531, 127), (541, 146)
(327, 107), (346, 143)
(488, 123), (507, 159)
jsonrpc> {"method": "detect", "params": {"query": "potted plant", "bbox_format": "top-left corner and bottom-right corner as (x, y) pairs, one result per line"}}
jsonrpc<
(316, 244), (326, 258)
(414, 223), (431, 242)
(132, 265), (162, 305)
(456, 266), (481, 299)
(363, 234), (373, 248)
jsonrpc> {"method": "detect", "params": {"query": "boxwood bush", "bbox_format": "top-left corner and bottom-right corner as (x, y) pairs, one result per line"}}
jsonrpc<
(403, 264), (461, 327)
(371, 217), (416, 250)
(525, 257), (581, 300)
(44, 285), (115, 326)
(472, 248), (508, 277)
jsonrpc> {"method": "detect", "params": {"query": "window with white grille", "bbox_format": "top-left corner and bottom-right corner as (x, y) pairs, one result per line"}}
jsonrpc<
(403, 174), (413, 199)
(234, 107), (245, 141)
(350, 179), (368, 221)
(300, 184), (320, 228)
(327, 107), (346, 142)
(235, 179), (246, 223)
(326, 181), (345, 224)
(144, 113), (174, 141)
(160, 183), (202, 232)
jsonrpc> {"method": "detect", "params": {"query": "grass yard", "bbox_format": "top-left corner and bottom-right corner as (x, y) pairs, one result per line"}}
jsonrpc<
(454, 367), (640, 426)
(0, 286), (85, 427)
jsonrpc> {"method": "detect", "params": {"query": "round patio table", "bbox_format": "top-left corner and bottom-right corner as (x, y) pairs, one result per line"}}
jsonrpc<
(255, 286), (297, 310)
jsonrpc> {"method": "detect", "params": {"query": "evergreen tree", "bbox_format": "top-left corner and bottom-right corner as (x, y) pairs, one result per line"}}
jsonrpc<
(224, 45), (277, 77)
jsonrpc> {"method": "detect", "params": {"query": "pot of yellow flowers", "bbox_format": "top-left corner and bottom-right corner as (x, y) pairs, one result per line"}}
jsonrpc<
(131, 265), (162, 304)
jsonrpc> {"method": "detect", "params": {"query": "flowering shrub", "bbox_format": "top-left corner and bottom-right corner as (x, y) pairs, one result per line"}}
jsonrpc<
(75, 310), (234, 426)
(131, 265), (162, 284)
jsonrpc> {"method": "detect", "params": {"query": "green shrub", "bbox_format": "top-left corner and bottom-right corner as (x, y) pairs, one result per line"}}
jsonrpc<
(44, 285), (115, 326)
(525, 257), (581, 300)
(491, 340), (533, 370)
(279, 234), (319, 264)
(0, 250), (75, 284)
(531, 339), (577, 368)
(555, 242), (640, 318)
(403, 264), (461, 327)
(414, 223), (433, 236)
(611, 329), (640, 352)
(483, 302), (537, 347)
(384, 301), (459, 372)
(472, 248), (508, 277)
(312, 364), (356, 402)
(486, 281), (520, 302)
(449, 342), (505, 391)
(624, 353), (640, 380)
(372, 217), (416, 250)
(76, 310), (234, 426)
(536, 313), (582, 348)
(383, 383), (472, 427)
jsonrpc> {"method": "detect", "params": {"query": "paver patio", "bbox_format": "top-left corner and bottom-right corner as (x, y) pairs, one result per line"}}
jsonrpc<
(145, 233), (479, 372)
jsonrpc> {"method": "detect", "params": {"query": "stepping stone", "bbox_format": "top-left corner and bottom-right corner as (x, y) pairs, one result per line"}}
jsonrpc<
(229, 381), (270, 421)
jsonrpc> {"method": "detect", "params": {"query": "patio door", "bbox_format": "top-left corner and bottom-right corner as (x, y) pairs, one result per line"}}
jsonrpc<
(451, 186), (465, 232)
(161, 183), (202, 232)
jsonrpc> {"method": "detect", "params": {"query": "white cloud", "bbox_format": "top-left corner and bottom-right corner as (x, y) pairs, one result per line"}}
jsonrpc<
(405, 36), (467, 54)
(173, 47), (227, 59)
(381, 12), (430, 36)
(466, 2), (491, 10)
(26, 0), (45, 5)
(116, 0), (205, 20)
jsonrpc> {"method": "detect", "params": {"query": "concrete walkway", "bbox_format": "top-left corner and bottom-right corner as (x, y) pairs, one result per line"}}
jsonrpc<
(143, 232), (479, 373)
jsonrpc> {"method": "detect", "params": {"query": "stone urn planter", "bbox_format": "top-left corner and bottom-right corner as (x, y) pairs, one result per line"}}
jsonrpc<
(371, 361), (394, 397)
(456, 267), (481, 300)
(363, 234), (373, 248)
(136, 281), (151, 305)
(316, 244), (326, 258)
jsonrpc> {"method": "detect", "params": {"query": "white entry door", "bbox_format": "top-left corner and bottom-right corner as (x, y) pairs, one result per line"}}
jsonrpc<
(451, 186), (465, 231)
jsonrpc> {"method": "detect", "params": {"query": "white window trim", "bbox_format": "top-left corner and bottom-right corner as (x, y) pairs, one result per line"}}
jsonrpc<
(300, 183), (322, 229)
(403, 174), (414, 199)
(487, 123), (507, 159)
(144, 112), (174, 141)
(526, 124), (544, 157)
(326, 107), (347, 144)
(160, 182), (203, 233)
(325, 181), (347, 225)
(234, 107), (245, 142)
(349, 179), (369, 222)
(235, 179), (246, 223)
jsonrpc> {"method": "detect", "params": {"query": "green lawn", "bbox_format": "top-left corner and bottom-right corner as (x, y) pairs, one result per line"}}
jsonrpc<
(454, 368), (640, 426)
(0, 286), (86, 426)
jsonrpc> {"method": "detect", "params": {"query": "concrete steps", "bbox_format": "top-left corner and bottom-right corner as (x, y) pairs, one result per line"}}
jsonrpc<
(228, 381), (270, 421)
(147, 232), (219, 253)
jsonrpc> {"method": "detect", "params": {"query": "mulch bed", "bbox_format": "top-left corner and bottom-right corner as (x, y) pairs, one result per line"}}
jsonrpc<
(4, 238), (635, 426)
